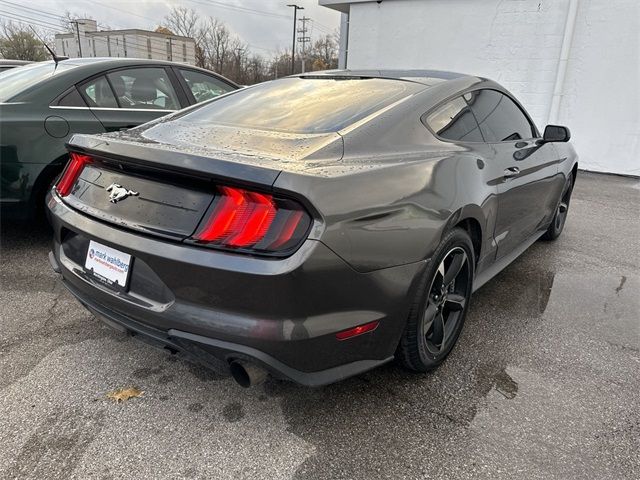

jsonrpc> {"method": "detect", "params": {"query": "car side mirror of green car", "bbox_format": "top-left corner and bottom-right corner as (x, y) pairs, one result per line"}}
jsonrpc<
(538, 125), (571, 145)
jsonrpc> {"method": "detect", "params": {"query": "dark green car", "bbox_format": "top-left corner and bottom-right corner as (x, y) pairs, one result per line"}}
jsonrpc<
(0, 58), (238, 220)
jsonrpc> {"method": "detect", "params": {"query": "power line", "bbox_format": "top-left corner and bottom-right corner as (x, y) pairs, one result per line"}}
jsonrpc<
(186, 0), (290, 20)
(0, 0), (62, 21)
(312, 19), (336, 33)
(83, 0), (160, 26)
(0, 12), (62, 31)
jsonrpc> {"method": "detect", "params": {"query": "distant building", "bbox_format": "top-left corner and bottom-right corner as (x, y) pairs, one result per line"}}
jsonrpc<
(55, 19), (196, 65)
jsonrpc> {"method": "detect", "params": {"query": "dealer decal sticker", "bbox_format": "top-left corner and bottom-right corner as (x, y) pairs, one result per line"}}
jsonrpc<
(84, 240), (132, 287)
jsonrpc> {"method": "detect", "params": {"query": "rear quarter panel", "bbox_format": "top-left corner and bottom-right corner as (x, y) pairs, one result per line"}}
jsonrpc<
(554, 141), (579, 180)
(274, 150), (497, 273)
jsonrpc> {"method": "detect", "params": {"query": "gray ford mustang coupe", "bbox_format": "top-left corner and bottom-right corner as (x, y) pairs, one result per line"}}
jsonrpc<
(47, 70), (578, 387)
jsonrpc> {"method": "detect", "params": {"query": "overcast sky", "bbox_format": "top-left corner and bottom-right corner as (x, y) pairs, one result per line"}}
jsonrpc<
(5, 0), (341, 56)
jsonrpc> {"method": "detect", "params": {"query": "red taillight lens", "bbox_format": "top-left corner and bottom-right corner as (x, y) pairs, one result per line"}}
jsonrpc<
(192, 186), (311, 254)
(56, 152), (91, 197)
(335, 321), (380, 340)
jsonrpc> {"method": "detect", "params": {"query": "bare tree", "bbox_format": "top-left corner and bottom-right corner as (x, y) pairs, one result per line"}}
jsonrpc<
(269, 50), (293, 79)
(160, 7), (337, 84)
(200, 17), (232, 73)
(309, 34), (338, 71)
(0, 21), (48, 61)
(164, 6), (200, 39)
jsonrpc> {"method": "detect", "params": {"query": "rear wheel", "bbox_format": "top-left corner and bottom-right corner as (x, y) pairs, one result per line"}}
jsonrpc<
(542, 173), (574, 241)
(33, 165), (64, 222)
(398, 228), (474, 372)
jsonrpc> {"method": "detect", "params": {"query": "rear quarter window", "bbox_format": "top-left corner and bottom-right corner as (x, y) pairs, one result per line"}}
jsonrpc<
(425, 95), (483, 142)
(56, 87), (86, 107)
(79, 76), (117, 108)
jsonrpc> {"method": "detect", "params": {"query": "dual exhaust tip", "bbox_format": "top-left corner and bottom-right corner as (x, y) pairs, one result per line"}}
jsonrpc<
(229, 360), (268, 388)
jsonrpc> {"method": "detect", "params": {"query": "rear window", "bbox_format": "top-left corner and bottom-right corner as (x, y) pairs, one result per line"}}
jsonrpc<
(0, 62), (77, 102)
(178, 77), (425, 134)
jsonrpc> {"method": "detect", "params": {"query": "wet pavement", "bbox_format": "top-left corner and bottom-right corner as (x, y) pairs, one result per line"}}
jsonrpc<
(0, 171), (638, 479)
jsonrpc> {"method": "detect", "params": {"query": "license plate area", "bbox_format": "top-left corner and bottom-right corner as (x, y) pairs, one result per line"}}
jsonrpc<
(84, 240), (132, 292)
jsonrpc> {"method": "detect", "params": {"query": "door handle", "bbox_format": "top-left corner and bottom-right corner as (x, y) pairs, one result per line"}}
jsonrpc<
(504, 167), (520, 178)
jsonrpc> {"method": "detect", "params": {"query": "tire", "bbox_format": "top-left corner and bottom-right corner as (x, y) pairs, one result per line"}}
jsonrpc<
(34, 168), (63, 222)
(542, 173), (574, 241)
(398, 227), (475, 372)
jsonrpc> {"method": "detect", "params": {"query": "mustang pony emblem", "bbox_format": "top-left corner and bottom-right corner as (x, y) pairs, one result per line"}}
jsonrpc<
(106, 183), (138, 203)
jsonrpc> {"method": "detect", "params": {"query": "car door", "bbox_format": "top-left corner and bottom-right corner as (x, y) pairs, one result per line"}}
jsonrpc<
(77, 67), (185, 132)
(174, 67), (237, 105)
(467, 89), (564, 259)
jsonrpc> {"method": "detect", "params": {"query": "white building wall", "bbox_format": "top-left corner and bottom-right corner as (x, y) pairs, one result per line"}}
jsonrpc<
(556, 0), (639, 175)
(55, 31), (196, 65)
(331, 0), (639, 176)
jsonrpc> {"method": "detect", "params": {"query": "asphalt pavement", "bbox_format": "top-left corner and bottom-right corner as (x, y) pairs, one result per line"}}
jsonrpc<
(0, 171), (638, 479)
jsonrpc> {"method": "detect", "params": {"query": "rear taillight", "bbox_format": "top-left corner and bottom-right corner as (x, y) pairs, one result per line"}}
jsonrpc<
(191, 185), (311, 254)
(56, 152), (91, 197)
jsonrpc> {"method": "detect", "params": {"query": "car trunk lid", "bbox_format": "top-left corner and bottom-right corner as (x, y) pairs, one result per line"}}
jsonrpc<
(63, 161), (215, 240)
(61, 127), (342, 240)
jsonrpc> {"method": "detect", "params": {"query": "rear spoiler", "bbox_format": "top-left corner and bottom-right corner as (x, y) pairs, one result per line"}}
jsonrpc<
(67, 134), (282, 189)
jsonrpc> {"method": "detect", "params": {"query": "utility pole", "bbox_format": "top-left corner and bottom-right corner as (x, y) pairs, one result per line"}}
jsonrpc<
(297, 16), (311, 73)
(287, 4), (303, 74)
(72, 21), (82, 58)
(235, 46), (244, 80)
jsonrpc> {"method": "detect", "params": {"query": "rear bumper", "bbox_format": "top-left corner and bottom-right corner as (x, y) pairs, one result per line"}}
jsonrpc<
(58, 275), (392, 387)
(47, 191), (425, 385)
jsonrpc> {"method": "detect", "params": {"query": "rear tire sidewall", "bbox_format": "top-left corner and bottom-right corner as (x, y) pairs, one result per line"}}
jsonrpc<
(34, 167), (64, 222)
(544, 173), (574, 241)
(401, 228), (475, 371)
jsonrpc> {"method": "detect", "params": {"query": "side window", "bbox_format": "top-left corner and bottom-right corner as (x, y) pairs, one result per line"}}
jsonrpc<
(56, 87), (87, 107)
(425, 96), (483, 142)
(79, 76), (117, 108)
(467, 89), (534, 142)
(178, 69), (234, 103)
(106, 68), (180, 110)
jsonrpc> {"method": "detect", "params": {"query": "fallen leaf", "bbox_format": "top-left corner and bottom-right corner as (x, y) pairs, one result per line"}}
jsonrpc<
(107, 386), (144, 403)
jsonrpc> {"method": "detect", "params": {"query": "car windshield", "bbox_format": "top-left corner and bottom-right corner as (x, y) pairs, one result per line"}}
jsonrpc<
(0, 62), (77, 102)
(179, 77), (425, 134)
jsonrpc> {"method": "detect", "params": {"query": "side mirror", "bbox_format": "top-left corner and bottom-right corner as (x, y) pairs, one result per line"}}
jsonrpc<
(540, 125), (571, 144)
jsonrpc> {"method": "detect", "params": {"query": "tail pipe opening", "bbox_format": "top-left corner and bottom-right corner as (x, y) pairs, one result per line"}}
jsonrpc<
(229, 360), (269, 388)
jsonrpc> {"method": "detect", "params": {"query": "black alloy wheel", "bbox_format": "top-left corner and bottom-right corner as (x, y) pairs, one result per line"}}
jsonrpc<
(399, 228), (474, 372)
(423, 246), (470, 355)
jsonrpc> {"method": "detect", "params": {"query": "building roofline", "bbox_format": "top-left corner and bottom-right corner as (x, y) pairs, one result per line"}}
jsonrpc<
(55, 29), (195, 42)
(319, 0), (376, 13)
